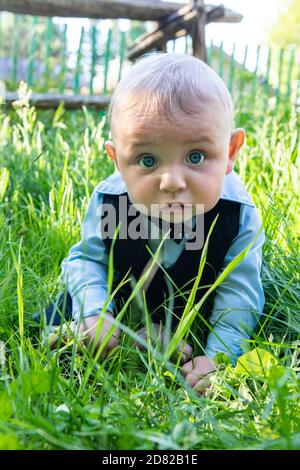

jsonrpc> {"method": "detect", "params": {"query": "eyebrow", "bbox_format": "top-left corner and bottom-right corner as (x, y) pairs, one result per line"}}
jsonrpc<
(184, 137), (215, 144)
(132, 141), (155, 146)
(132, 136), (214, 146)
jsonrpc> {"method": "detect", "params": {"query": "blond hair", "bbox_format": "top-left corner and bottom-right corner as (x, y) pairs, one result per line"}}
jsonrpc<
(108, 52), (234, 136)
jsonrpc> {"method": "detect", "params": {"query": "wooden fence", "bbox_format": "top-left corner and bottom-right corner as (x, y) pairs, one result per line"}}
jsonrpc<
(1, 12), (299, 108)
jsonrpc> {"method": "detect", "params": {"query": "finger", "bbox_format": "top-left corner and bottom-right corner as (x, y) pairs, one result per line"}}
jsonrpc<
(177, 341), (193, 363)
(104, 329), (121, 352)
(70, 321), (86, 338)
(135, 323), (163, 350)
(194, 375), (213, 395)
(185, 370), (203, 387)
(91, 325), (121, 357)
(181, 359), (195, 376)
(135, 327), (147, 350)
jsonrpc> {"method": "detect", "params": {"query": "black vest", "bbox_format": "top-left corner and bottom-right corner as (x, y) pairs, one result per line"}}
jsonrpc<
(101, 193), (240, 330)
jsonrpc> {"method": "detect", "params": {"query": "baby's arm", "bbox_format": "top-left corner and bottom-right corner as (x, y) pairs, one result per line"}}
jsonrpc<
(205, 203), (265, 362)
(61, 189), (120, 355)
(182, 204), (265, 392)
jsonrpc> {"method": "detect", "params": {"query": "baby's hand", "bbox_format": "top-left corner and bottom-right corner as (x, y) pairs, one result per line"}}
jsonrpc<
(135, 323), (193, 364)
(47, 311), (120, 358)
(70, 312), (121, 358)
(181, 355), (216, 394)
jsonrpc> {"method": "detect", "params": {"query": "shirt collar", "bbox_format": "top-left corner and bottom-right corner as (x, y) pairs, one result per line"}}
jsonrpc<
(95, 169), (255, 207)
(95, 170), (127, 194)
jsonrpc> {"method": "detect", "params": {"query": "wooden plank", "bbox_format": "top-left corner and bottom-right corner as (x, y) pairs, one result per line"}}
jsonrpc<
(206, 5), (242, 23)
(127, 1), (204, 60)
(4, 92), (111, 110)
(127, 2), (242, 61)
(0, 0), (185, 21)
(0, 1), (243, 22)
(191, 16), (207, 60)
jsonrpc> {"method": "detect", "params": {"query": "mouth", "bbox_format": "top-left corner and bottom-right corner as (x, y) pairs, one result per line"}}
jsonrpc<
(160, 202), (190, 207)
(159, 203), (192, 212)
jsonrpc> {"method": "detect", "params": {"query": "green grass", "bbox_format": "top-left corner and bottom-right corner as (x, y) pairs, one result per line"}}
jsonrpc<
(0, 84), (299, 450)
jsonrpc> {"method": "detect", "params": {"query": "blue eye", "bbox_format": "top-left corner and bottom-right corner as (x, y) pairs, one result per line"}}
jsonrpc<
(186, 151), (205, 165)
(138, 155), (157, 168)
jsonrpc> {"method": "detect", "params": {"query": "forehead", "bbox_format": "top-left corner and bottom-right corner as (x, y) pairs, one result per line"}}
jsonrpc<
(113, 100), (230, 146)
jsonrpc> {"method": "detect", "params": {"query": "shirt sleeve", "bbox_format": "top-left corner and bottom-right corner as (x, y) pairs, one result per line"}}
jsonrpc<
(205, 203), (265, 364)
(61, 190), (115, 322)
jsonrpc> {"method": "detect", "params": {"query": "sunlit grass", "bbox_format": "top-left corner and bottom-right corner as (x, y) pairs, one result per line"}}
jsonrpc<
(0, 84), (299, 450)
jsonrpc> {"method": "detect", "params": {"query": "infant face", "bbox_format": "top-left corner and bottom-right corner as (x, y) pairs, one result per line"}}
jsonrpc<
(106, 99), (235, 222)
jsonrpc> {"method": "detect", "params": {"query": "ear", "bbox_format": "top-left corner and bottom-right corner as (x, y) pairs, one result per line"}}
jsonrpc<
(105, 140), (119, 171)
(226, 128), (245, 175)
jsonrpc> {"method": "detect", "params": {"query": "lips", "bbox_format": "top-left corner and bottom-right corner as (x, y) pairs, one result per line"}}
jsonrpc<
(160, 203), (191, 209)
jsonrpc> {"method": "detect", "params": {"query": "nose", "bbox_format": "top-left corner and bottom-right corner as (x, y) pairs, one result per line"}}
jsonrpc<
(159, 168), (187, 193)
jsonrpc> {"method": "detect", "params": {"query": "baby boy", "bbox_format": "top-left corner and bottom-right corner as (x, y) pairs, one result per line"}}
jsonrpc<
(45, 52), (265, 393)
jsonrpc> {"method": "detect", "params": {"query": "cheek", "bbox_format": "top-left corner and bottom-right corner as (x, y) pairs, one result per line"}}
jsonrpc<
(125, 176), (156, 204)
(191, 167), (225, 202)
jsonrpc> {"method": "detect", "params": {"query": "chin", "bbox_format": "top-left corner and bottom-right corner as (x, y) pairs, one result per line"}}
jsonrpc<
(159, 211), (194, 224)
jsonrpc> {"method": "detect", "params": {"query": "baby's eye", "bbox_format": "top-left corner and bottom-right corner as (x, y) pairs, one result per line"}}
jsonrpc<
(186, 151), (205, 165)
(138, 155), (157, 169)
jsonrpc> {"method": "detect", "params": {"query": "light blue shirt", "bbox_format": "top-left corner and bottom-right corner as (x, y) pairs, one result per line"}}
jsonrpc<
(61, 170), (265, 363)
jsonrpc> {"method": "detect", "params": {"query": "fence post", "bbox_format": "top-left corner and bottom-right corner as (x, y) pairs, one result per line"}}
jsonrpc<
(286, 46), (295, 100)
(207, 39), (213, 68)
(238, 44), (248, 110)
(263, 46), (272, 110)
(276, 48), (284, 103)
(27, 16), (38, 87)
(251, 45), (260, 101)
(118, 30), (126, 83)
(296, 51), (300, 106)
(184, 34), (189, 54)
(228, 43), (236, 94)
(103, 28), (112, 95)
(264, 47), (272, 94)
(59, 24), (67, 93)
(11, 15), (20, 84)
(89, 25), (97, 95)
(218, 41), (224, 79)
(44, 17), (53, 88)
(0, 14), (2, 53)
(74, 26), (84, 95)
